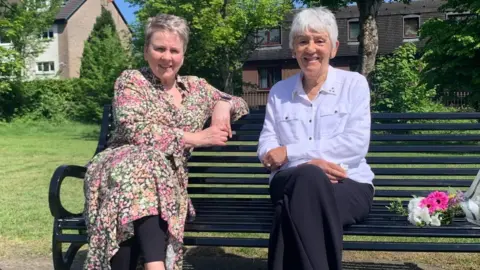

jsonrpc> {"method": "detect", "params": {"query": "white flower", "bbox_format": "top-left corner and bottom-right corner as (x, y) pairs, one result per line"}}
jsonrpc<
(418, 207), (432, 225)
(430, 213), (442, 226)
(408, 197), (423, 212)
(408, 206), (431, 226)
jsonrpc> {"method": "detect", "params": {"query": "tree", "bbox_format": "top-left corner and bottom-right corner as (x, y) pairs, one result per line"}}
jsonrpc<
(0, 0), (62, 70)
(127, 0), (292, 94)
(420, 0), (480, 110)
(79, 7), (132, 122)
(0, 0), (61, 120)
(371, 43), (440, 113)
(300, 0), (410, 79)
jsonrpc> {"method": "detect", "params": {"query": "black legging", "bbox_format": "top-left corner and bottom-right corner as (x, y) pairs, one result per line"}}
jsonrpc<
(110, 215), (168, 270)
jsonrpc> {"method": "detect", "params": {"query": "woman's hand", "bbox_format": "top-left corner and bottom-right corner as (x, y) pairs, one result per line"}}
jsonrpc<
(263, 146), (288, 171)
(306, 159), (347, 183)
(211, 100), (232, 138)
(184, 126), (229, 148)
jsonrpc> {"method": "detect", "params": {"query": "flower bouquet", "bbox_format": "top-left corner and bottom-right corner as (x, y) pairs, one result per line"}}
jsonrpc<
(387, 189), (464, 226)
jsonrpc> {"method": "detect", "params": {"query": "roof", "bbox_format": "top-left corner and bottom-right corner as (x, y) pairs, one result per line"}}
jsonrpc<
(285, 0), (444, 21)
(54, 0), (131, 33)
(55, 0), (85, 22)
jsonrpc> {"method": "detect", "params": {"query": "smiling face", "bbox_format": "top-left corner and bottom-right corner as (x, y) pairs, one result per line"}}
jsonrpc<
(293, 29), (339, 80)
(144, 30), (185, 84)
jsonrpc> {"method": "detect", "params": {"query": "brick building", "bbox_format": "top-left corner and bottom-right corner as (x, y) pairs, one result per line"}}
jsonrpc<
(1, 0), (131, 79)
(242, 0), (453, 99)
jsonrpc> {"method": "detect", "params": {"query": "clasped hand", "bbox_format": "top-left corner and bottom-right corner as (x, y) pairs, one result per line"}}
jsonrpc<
(305, 159), (347, 183)
(262, 146), (288, 171)
(262, 147), (347, 183)
(196, 100), (232, 147)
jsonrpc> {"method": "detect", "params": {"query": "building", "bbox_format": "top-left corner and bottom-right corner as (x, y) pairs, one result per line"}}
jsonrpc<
(1, 0), (130, 79)
(242, 0), (452, 102)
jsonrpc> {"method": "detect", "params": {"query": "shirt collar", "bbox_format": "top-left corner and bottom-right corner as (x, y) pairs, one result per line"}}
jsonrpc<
(292, 65), (337, 100)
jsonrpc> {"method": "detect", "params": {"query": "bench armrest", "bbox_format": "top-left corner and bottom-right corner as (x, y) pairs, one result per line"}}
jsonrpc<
(48, 165), (87, 219)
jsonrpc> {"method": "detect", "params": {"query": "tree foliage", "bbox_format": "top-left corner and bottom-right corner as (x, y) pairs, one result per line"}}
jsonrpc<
(0, 0), (62, 65)
(420, 0), (480, 110)
(0, 0), (61, 120)
(371, 43), (442, 113)
(79, 7), (132, 122)
(127, 0), (292, 94)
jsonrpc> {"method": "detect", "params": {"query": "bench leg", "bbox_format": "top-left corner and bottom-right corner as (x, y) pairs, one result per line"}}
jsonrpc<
(52, 220), (85, 270)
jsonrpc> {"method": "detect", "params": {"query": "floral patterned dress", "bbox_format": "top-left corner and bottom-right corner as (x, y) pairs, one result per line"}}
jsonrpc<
(83, 67), (249, 270)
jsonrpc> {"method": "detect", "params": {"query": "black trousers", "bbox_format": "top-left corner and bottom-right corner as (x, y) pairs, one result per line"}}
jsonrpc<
(110, 215), (168, 270)
(268, 164), (374, 270)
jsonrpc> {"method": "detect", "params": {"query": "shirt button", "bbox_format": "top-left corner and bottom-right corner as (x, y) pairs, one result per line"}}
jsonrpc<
(309, 119), (312, 123)
(309, 137), (312, 140)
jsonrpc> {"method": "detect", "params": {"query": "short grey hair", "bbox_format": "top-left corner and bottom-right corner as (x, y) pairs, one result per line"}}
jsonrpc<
(144, 14), (190, 52)
(289, 7), (338, 49)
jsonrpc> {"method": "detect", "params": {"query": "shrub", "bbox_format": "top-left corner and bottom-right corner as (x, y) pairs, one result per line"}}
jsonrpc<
(371, 43), (439, 113)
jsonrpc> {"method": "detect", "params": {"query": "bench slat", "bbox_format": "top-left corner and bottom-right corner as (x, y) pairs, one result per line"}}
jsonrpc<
(195, 145), (480, 153)
(188, 166), (479, 175)
(230, 123), (480, 131)
(189, 156), (480, 164)
(183, 237), (480, 252)
(188, 188), (439, 198)
(244, 110), (480, 120)
(188, 177), (473, 187)
(228, 134), (480, 142)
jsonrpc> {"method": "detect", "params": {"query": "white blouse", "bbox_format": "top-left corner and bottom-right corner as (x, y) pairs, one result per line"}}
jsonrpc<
(257, 66), (375, 185)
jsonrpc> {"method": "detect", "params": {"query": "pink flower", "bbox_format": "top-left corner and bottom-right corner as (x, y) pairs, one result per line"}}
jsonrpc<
(427, 191), (449, 211)
(420, 197), (438, 214)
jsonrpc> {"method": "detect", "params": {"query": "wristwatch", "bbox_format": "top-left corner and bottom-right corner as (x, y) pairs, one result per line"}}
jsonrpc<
(220, 95), (234, 108)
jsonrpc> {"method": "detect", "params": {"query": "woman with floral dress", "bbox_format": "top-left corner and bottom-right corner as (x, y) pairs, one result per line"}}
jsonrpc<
(83, 14), (249, 270)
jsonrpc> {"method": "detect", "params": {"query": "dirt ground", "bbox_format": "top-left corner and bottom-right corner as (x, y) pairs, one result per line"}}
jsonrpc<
(0, 250), (436, 270)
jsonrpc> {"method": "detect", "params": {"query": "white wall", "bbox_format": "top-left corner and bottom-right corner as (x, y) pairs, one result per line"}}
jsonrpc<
(27, 24), (60, 79)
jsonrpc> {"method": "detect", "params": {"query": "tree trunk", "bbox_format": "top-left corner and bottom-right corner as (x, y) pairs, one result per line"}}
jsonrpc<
(357, 0), (381, 78)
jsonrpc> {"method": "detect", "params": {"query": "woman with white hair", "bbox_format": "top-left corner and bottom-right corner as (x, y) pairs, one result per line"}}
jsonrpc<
(83, 14), (249, 270)
(257, 7), (375, 270)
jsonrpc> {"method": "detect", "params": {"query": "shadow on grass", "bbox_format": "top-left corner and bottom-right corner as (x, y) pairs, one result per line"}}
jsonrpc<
(70, 247), (424, 270)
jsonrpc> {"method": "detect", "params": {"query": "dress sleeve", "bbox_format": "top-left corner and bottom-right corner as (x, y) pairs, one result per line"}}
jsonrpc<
(197, 78), (250, 121)
(112, 70), (185, 156)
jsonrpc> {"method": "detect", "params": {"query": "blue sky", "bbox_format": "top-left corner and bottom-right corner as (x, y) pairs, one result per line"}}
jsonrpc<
(115, 0), (139, 25)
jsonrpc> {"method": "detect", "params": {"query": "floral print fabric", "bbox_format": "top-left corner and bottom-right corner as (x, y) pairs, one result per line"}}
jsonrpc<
(83, 67), (249, 270)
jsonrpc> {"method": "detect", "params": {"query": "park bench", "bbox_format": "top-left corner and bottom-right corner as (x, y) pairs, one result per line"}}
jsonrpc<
(49, 104), (480, 270)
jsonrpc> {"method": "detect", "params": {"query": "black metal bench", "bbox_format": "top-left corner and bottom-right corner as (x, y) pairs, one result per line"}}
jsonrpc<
(49, 105), (480, 270)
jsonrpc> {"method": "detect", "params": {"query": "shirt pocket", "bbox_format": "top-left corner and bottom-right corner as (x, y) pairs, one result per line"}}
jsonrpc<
(275, 112), (302, 145)
(317, 104), (349, 138)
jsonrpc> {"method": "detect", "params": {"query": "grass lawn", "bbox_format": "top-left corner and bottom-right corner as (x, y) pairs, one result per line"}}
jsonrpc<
(0, 120), (479, 269)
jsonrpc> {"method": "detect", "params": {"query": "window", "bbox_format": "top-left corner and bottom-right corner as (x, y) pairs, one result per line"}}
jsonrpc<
(258, 67), (281, 89)
(37, 61), (55, 72)
(256, 27), (281, 46)
(40, 30), (54, 39)
(0, 32), (11, 44)
(446, 13), (475, 21)
(347, 19), (360, 42)
(403, 16), (420, 39)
